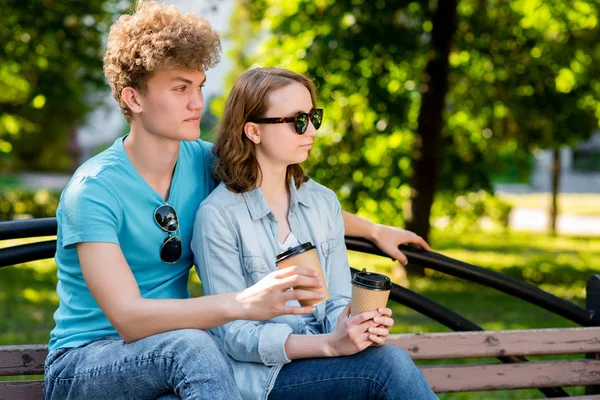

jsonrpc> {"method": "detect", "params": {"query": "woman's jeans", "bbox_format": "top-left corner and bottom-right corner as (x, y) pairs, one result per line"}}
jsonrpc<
(44, 329), (242, 400)
(270, 345), (438, 400)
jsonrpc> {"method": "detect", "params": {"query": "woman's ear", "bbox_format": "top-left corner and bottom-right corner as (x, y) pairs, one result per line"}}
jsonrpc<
(243, 122), (261, 144)
(121, 87), (143, 114)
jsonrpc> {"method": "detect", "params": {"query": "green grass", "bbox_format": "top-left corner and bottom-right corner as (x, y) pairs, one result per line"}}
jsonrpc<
(500, 193), (600, 216)
(2, 230), (599, 398)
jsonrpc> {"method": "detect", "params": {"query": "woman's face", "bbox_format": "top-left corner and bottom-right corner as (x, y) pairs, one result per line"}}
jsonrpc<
(253, 82), (317, 169)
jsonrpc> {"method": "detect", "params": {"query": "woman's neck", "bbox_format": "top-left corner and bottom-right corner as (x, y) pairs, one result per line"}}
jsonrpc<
(124, 123), (180, 200)
(258, 160), (292, 242)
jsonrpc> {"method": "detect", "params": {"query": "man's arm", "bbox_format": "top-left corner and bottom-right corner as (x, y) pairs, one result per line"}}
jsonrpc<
(78, 242), (323, 343)
(341, 211), (431, 265)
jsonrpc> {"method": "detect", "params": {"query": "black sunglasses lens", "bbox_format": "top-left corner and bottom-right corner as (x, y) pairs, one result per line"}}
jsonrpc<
(160, 236), (182, 263)
(155, 205), (178, 232)
(312, 109), (323, 130)
(295, 113), (309, 134)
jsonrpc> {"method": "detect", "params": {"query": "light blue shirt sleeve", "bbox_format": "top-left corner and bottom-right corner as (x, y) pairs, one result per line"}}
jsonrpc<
(192, 203), (293, 366)
(61, 176), (121, 249)
(322, 195), (352, 333)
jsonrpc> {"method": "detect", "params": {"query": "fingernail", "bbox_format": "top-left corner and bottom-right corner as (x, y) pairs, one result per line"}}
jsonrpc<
(320, 292), (326, 298)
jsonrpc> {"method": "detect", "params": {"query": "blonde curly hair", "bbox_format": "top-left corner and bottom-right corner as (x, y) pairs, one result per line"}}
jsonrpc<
(103, 0), (221, 121)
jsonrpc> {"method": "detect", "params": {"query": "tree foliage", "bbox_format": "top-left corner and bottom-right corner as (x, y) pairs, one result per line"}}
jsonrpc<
(0, 0), (128, 172)
(224, 0), (599, 237)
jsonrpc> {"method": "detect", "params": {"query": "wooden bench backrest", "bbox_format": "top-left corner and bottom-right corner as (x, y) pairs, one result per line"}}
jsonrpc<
(388, 327), (600, 393)
(2, 327), (600, 398)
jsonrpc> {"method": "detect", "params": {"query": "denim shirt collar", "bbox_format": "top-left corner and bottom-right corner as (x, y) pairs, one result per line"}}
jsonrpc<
(242, 177), (311, 221)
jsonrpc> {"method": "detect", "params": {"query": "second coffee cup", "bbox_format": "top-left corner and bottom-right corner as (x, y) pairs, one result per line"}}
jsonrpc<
(276, 242), (329, 306)
(350, 268), (391, 316)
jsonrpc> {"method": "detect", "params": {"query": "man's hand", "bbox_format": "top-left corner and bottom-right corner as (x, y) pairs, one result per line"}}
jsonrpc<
(235, 266), (325, 321)
(371, 224), (430, 265)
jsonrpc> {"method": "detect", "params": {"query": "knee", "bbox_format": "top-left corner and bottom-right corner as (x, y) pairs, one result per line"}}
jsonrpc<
(155, 329), (231, 372)
(376, 346), (422, 379)
(160, 329), (220, 353)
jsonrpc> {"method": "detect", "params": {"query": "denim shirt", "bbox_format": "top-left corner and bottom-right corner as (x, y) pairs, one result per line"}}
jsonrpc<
(192, 178), (352, 400)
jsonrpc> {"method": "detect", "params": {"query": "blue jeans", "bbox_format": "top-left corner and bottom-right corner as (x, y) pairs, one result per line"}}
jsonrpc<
(269, 345), (437, 399)
(44, 329), (242, 400)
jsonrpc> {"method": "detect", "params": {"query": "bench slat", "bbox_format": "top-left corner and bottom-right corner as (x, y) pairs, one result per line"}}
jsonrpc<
(0, 345), (47, 376)
(389, 327), (600, 359)
(422, 359), (600, 392)
(0, 381), (44, 400)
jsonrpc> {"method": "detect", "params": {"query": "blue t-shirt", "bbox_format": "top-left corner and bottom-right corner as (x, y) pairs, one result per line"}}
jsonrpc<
(49, 136), (216, 351)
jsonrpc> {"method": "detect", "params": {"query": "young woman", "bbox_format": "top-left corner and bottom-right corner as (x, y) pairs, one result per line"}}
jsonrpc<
(192, 68), (437, 400)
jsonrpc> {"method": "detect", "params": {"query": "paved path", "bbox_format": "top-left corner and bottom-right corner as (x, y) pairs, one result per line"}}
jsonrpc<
(510, 208), (600, 235)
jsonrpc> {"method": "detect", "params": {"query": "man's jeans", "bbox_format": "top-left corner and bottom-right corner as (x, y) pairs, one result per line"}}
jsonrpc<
(44, 329), (242, 400)
(270, 345), (438, 399)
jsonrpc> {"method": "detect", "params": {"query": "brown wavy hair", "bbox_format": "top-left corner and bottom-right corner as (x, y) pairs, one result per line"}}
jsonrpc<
(214, 68), (317, 193)
(103, 0), (221, 122)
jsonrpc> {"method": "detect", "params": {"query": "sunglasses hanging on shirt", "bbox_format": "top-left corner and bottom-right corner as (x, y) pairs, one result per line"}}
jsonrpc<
(154, 204), (182, 264)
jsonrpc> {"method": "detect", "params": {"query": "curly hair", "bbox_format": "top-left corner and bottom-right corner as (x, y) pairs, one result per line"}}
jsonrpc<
(103, 0), (221, 121)
(213, 68), (316, 193)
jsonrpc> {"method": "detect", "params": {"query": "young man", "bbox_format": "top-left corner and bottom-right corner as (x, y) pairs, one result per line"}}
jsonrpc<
(44, 2), (430, 399)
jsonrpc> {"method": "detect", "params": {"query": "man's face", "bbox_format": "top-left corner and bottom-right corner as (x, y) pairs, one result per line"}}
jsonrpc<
(132, 68), (206, 142)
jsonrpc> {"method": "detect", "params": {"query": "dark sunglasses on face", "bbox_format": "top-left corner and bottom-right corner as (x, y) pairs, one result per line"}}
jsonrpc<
(251, 108), (323, 135)
(154, 204), (182, 264)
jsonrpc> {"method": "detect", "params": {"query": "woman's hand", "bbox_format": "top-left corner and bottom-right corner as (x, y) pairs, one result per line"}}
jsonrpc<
(324, 304), (380, 357)
(368, 307), (394, 346)
(371, 224), (431, 265)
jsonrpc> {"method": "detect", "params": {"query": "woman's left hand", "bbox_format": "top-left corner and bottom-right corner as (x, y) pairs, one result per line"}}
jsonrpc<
(371, 224), (431, 265)
(367, 307), (394, 346)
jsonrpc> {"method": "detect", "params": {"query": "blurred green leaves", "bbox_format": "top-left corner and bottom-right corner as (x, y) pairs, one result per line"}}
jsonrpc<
(226, 0), (599, 234)
(0, 188), (60, 220)
(0, 0), (128, 172)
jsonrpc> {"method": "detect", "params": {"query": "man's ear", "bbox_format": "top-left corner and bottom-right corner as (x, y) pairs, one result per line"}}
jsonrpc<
(121, 87), (143, 114)
(243, 122), (261, 144)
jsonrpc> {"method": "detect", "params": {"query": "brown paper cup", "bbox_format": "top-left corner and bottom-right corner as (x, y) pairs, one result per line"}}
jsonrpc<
(350, 284), (390, 316)
(276, 246), (329, 306)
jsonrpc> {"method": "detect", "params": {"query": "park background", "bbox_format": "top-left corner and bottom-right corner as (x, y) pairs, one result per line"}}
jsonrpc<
(1, 0), (600, 398)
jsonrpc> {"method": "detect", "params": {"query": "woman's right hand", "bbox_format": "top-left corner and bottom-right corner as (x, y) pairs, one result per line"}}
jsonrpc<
(235, 265), (325, 321)
(324, 303), (379, 357)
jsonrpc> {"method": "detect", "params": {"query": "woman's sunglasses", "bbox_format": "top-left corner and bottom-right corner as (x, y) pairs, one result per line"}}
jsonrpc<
(251, 108), (323, 135)
(154, 204), (182, 264)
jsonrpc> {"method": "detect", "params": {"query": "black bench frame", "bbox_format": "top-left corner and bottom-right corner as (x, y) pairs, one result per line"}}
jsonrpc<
(1, 218), (600, 398)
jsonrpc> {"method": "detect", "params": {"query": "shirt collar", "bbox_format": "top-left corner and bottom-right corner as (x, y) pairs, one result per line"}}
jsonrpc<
(242, 177), (312, 221)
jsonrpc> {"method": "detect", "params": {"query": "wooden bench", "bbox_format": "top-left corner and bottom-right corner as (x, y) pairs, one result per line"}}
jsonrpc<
(2, 219), (600, 398)
(2, 327), (600, 399)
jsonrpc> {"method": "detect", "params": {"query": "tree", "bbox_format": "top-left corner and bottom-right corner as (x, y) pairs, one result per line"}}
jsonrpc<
(0, 0), (128, 172)
(225, 0), (599, 251)
(450, 0), (599, 235)
(404, 0), (458, 247)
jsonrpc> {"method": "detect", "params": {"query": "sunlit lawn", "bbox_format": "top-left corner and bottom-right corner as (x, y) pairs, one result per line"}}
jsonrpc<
(2, 230), (599, 398)
(500, 193), (600, 216)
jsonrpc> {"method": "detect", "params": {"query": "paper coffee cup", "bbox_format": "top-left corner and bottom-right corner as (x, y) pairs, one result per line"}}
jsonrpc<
(276, 242), (329, 306)
(350, 268), (391, 316)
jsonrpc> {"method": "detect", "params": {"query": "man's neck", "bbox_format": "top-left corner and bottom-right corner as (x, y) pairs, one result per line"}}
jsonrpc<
(124, 124), (180, 201)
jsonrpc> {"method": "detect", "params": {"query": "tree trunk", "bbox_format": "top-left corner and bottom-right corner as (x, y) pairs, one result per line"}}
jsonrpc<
(404, 0), (458, 276)
(549, 148), (561, 236)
